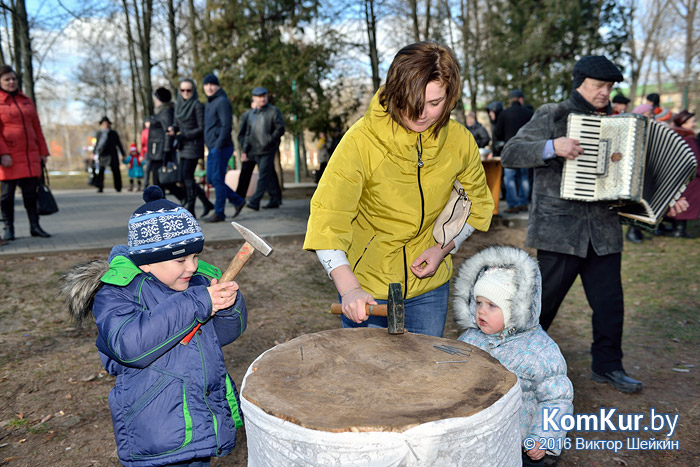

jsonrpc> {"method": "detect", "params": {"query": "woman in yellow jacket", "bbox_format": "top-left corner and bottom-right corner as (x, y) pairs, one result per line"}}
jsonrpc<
(303, 42), (494, 336)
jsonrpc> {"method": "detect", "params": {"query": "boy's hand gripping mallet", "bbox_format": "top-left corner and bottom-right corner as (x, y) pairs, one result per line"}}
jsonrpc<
(180, 222), (273, 345)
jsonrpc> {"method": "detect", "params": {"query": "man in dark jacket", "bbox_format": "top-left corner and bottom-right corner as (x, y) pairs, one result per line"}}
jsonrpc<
(494, 89), (534, 213)
(500, 56), (642, 393)
(235, 100), (258, 199)
(202, 74), (246, 222)
(93, 116), (125, 193)
(465, 112), (490, 149)
(240, 86), (285, 210)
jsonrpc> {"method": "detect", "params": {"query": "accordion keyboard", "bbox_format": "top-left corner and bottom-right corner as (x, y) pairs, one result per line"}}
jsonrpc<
(562, 116), (602, 200)
(562, 114), (647, 202)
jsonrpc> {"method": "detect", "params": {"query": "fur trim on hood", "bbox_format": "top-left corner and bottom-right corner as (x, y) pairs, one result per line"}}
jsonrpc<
(61, 259), (109, 324)
(61, 246), (130, 324)
(453, 245), (541, 334)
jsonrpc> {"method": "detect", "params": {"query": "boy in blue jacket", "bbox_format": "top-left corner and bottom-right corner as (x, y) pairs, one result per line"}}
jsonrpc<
(64, 186), (246, 467)
(453, 246), (573, 466)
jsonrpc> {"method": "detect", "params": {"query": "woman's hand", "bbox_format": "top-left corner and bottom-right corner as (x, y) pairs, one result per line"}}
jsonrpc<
(1, 154), (12, 167)
(207, 278), (239, 316)
(410, 244), (450, 279)
(340, 287), (376, 324)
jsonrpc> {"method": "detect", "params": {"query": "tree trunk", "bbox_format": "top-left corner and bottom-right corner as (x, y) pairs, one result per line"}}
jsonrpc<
(364, 0), (381, 92)
(424, 0), (432, 40)
(167, 0), (178, 91)
(123, 0), (142, 140)
(409, 0), (420, 41)
(15, 0), (33, 102)
(131, 0), (154, 117)
(188, 0), (199, 73)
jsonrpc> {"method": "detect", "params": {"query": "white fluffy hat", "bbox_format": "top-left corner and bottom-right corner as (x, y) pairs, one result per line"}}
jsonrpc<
(473, 267), (516, 327)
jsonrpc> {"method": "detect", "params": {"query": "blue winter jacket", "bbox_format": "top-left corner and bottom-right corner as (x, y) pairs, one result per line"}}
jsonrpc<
(453, 246), (573, 456)
(92, 249), (247, 466)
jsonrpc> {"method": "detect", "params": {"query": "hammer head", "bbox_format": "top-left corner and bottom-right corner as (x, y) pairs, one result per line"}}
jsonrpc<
(386, 283), (405, 335)
(231, 222), (274, 256)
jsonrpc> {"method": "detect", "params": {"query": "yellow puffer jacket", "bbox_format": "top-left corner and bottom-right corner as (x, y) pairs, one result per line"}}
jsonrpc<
(304, 90), (493, 300)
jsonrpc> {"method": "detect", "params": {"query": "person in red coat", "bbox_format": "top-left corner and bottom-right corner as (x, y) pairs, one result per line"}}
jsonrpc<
(0, 65), (51, 240)
(668, 110), (700, 238)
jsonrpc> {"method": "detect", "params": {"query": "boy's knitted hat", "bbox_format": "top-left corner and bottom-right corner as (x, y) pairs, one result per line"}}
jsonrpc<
(129, 143), (138, 154)
(128, 186), (204, 266)
(473, 267), (516, 328)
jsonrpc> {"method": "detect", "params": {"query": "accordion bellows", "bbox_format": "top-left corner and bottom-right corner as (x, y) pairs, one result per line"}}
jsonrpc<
(562, 114), (697, 227)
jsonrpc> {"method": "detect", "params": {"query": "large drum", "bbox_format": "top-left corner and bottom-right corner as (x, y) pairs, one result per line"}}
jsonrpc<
(241, 328), (522, 466)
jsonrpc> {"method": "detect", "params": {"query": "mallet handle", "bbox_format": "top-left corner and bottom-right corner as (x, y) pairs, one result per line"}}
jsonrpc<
(180, 241), (255, 345)
(329, 303), (388, 316)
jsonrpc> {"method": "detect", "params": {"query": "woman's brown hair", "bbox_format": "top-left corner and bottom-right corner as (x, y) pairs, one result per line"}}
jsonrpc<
(0, 65), (15, 79)
(379, 42), (461, 138)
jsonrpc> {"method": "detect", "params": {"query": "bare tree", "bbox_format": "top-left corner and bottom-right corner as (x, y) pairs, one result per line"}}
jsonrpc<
(663, 0), (700, 108)
(624, 0), (670, 104)
(365, 0), (381, 92)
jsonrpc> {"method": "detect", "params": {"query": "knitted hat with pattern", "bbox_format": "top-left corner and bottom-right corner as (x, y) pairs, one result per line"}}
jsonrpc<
(473, 267), (516, 328)
(128, 186), (204, 266)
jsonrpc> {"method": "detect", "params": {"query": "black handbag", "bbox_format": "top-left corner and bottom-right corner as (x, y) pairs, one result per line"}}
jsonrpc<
(158, 153), (180, 185)
(38, 164), (59, 215)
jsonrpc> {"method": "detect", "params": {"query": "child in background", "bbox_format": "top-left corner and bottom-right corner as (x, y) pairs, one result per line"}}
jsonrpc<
(124, 143), (144, 191)
(453, 246), (573, 466)
(63, 186), (246, 466)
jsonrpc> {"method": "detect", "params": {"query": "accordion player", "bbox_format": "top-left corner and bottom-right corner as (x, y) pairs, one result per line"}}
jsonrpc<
(562, 114), (697, 227)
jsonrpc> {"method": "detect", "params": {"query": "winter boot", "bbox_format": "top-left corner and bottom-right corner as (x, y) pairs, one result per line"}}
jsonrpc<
(2, 207), (14, 241)
(27, 204), (51, 238)
(669, 220), (694, 238)
(625, 227), (643, 244)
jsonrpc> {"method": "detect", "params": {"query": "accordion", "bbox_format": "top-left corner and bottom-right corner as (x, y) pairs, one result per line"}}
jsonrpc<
(562, 114), (697, 227)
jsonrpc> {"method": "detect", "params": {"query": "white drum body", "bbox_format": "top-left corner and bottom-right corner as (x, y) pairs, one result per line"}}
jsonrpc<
(240, 328), (523, 466)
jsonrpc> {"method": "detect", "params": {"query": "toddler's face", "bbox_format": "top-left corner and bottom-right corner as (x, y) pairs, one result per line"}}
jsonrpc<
(139, 254), (199, 291)
(475, 296), (505, 335)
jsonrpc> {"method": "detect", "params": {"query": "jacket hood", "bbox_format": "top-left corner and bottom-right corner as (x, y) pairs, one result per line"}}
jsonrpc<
(61, 259), (110, 324)
(362, 88), (448, 164)
(453, 246), (541, 334)
(61, 245), (137, 324)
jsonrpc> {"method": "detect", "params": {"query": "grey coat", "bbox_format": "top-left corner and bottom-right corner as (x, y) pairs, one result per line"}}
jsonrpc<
(500, 91), (622, 257)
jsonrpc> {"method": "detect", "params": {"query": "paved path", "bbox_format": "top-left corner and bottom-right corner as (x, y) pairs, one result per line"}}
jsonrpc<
(0, 188), (311, 257)
(0, 186), (527, 257)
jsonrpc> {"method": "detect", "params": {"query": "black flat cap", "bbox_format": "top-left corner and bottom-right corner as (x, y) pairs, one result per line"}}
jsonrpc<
(572, 56), (623, 89)
(508, 89), (524, 99)
(612, 94), (630, 104)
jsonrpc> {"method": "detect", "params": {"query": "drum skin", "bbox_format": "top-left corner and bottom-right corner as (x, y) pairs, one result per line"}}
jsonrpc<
(242, 327), (517, 433)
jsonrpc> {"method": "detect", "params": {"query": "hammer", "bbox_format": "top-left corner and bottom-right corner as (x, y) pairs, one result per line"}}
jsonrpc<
(180, 221), (273, 345)
(329, 283), (405, 334)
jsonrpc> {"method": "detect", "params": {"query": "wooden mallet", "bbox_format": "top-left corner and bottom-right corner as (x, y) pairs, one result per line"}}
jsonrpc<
(180, 221), (273, 345)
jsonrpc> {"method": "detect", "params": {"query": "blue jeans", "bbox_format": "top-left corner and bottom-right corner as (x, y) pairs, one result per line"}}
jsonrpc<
(504, 167), (530, 208)
(207, 146), (244, 216)
(340, 281), (449, 337)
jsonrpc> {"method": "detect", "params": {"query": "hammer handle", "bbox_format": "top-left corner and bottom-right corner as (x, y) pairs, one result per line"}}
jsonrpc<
(329, 303), (387, 316)
(180, 241), (254, 345)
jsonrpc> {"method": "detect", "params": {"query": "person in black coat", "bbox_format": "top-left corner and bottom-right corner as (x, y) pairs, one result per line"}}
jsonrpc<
(174, 78), (215, 218)
(494, 89), (534, 213)
(235, 100), (258, 199)
(465, 111), (490, 148)
(93, 116), (125, 193)
(150, 87), (185, 202)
